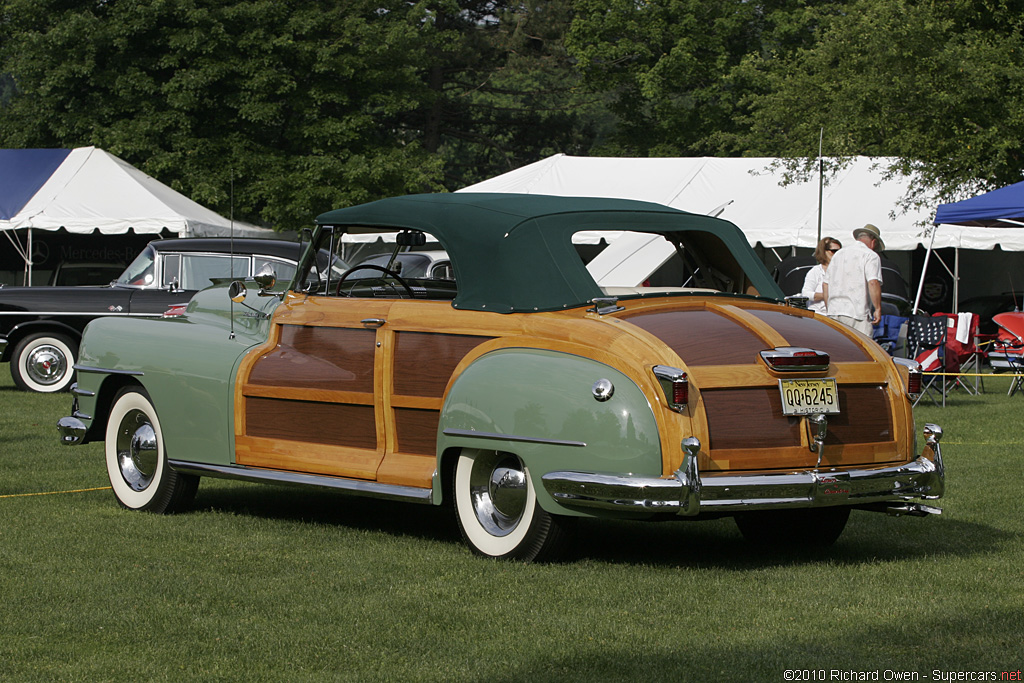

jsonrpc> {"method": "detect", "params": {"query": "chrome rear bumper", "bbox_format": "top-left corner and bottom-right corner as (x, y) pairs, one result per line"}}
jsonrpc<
(542, 424), (944, 517)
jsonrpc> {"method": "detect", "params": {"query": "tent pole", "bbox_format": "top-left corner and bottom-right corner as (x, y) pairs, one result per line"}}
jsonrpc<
(816, 130), (824, 244)
(26, 229), (32, 287)
(913, 227), (937, 314)
(954, 248), (960, 314)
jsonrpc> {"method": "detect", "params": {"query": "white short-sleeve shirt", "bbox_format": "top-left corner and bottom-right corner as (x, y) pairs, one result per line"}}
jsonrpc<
(800, 264), (827, 315)
(823, 241), (882, 320)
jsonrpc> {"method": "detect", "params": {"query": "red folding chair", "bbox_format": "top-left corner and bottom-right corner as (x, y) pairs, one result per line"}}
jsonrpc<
(989, 312), (1024, 396)
(935, 312), (981, 395)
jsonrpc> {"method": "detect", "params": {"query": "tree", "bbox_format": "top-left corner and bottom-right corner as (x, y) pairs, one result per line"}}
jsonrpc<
(0, 0), (597, 229)
(565, 0), (828, 156)
(716, 0), (1024, 209)
(402, 0), (599, 188)
(0, 0), (444, 231)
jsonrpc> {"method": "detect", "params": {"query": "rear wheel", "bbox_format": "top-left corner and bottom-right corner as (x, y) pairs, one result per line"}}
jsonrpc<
(452, 449), (568, 561)
(11, 332), (77, 393)
(734, 507), (850, 549)
(105, 387), (198, 513)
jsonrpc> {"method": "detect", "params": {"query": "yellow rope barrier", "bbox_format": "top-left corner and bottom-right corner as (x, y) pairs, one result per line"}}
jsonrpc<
(0, 486), (111, 499)
(922, 371), (1023, 377)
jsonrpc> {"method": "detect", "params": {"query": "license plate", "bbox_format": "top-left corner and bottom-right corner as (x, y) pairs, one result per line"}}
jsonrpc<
(778, 378), (840, 415)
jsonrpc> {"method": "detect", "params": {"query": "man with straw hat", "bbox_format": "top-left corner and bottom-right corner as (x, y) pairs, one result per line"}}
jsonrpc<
(823, 223), (884, 336)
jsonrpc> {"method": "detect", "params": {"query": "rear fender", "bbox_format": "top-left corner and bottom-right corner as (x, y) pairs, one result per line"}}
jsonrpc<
(435, 348), (662, 515)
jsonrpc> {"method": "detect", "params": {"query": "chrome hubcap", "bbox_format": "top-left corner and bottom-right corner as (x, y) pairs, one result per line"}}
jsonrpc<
(27, 344), (67, 385)
(469, 452), (528, 537)
(115, 409), (158, 491)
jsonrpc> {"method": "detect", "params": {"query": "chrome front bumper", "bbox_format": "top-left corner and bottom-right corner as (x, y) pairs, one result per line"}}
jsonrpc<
(542, 424), (944, 517)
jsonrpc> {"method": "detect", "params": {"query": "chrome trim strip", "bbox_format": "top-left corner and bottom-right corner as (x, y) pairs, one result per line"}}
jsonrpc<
(73, 365), (144, 376)
(166, 460), (433, 503)
(542, 425), (944, 515)
(442, 428), (587, 448)
(0, 311), (170, 317)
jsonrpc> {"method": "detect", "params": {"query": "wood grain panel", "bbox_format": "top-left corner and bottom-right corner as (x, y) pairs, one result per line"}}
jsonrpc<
(702, 384), (894, 466)
(622, 309), (769, 366)
(246, 397), (377, 450)
(393, 332), (492, 397)
(702, 387), (802, 450)
(826, 385), (893, 444)
(248, 325), (376, 392)
(747, 310), (871, 362)
(376, 453), (436, 488)
(235, 435), (380, 479)
(394, 407), (441, 455)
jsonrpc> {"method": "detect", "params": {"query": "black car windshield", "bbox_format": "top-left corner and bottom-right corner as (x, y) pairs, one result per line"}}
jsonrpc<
(115, 245), (157, 288)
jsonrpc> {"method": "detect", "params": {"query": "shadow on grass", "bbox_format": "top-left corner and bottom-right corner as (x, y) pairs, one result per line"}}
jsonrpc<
(568, 513), (1010, 569)
(188, 479), (1009, 569)
(191, 480), (458, 544)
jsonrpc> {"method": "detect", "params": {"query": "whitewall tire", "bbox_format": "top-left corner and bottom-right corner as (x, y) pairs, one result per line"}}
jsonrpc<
(104, 388), (198, 513)
(11, 333), (77, 393)
(453, 449), (567, 561)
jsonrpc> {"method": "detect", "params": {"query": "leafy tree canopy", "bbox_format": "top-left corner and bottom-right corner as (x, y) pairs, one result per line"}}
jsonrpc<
(0, 0), (589, 230)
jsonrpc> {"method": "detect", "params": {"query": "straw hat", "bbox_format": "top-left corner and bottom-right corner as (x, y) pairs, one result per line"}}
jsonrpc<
(852, 223), (884, 252)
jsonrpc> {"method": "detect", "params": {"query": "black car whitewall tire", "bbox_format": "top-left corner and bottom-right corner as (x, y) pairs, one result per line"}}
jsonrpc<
(105, 388), (198, 513)
(453, 449), (566, 561)
(11, 333), (77, 393)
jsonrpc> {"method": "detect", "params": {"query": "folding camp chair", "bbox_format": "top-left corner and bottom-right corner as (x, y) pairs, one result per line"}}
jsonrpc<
(872, 314), (907, 355)
(989, 312), (1024, 396)
(933, 312), (981, 395)
(907, 314), (948, 407)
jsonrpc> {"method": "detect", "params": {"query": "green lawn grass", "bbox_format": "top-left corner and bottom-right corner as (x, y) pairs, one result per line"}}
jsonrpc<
(1, 370), (1022, 682)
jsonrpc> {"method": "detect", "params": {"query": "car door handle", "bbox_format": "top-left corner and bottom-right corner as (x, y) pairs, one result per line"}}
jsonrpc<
(361, 318), (386, 328)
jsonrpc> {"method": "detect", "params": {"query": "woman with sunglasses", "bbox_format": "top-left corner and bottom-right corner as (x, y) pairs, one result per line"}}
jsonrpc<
(801, 236), (842, 314)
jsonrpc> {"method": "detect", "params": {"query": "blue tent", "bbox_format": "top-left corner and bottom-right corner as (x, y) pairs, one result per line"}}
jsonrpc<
(934, 180), (1024, 227)
(0, 149), (72, 220)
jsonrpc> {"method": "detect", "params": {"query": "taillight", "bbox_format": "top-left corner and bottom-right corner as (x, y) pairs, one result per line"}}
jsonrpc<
(759, 347), (830, 372)
(653, 365), (688, 412)
(162, 304), (188, 318)
(894, 357), (922, 398)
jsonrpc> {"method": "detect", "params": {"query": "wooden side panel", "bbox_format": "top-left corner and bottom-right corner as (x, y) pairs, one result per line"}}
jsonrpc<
(393, 332), (492, 397)
(394, 407), (441, 455)
(246, 397), (377, 450)
(247, 325), (376, 392)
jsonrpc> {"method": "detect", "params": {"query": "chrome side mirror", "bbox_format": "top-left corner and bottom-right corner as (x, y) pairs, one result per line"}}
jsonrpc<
(228, 280), (248, 303)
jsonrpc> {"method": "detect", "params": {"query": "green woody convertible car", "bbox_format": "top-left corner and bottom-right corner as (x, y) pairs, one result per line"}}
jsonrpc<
(58, 194), (944, 560)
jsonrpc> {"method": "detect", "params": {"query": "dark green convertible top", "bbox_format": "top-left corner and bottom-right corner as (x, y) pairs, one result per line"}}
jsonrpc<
(315, 193), (781, 313)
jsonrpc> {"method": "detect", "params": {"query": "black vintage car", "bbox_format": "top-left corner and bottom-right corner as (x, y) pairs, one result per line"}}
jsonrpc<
(0, 238), (334, 393)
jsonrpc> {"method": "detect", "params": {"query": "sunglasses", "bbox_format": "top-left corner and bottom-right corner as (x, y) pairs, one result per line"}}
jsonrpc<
(827, 247), (841, 253)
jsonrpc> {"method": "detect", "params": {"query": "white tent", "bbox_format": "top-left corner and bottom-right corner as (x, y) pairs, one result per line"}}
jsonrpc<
(458, 154), (1024, 253)
(1, 146), (268, 237)
(1, 146), (272, 283)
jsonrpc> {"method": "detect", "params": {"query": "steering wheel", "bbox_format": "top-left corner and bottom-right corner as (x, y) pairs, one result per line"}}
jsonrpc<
(335, 264), (415, 298)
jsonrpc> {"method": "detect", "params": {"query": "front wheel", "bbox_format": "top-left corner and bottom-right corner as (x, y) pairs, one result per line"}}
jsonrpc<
(452, 449), (568, 561)
(11, 332), (77, 393)
(734, 507), (851, 549)
(105, 387), (198, 513)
